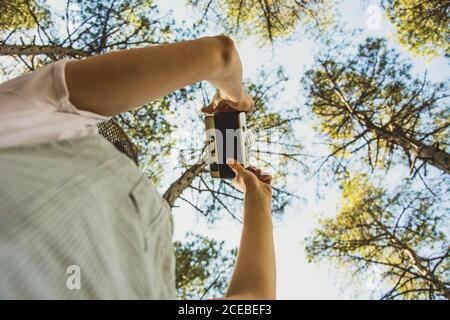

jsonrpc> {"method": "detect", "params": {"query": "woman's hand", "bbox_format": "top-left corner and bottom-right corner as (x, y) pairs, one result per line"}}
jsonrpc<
(226, 159), (272, 197)
(223, 159), (275, 300)
(201, 90), (254, 113)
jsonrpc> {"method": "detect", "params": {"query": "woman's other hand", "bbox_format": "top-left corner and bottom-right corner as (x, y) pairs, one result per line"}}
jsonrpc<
(226, 159), (272, 198)
(201, 90), (254, 113)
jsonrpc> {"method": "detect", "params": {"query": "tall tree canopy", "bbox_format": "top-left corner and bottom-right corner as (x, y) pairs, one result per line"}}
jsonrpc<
(305, 174), (449, 299)
(2, 0), (448, 300)
(188, 0), (333, 44)
(0, 0), (49, 31)
(303, 37), (450, 177)
(384, 0), (450, 58)
(175, 233), (236, 299)
(0, 0), (180, 68)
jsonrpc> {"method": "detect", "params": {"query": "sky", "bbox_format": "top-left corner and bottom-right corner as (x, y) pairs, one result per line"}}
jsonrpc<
(151, 0), (450, 299)
(0, 0), (446, 300)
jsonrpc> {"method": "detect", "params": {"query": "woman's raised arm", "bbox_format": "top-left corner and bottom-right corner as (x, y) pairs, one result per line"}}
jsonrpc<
(65, 35), (248, 116)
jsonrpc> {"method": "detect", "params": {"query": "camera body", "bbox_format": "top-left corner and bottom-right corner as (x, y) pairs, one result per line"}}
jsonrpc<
(204, 112), (251, 179)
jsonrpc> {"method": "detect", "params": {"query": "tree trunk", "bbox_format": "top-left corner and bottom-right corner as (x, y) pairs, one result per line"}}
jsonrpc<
(330, 82), (450, 175)
(163, 162), (207, 207)
(0, 44), (90, 58)
(370, 124), (450, 175)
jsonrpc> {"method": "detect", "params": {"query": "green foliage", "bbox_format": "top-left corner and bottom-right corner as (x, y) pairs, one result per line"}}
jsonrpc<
(1, 0), (183, 65)
(303, 37), (450, 175)
(188, 0), (333, 45)
(384, 0), (450, 58)
(0, 0), (49, 31)
(305, 174), (449, 299)
(175, 233), (236, 299)
(71, 0), (176, 54)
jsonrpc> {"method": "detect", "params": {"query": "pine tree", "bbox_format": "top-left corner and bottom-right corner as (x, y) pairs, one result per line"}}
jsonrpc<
(305, 174), (449, 299)
(188, 0), (333, 45)
(384, 0), (450, 58)
(303, 37), (450, 177)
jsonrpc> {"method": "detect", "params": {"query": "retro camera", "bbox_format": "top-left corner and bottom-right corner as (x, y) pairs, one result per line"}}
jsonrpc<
(204, 112), (253, 179)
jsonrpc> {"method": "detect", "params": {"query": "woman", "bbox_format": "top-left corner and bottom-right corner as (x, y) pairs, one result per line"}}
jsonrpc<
(0, 35), (275, 299)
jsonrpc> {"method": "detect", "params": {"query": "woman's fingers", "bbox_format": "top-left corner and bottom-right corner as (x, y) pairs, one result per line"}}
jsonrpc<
(226, 158), (246, 175)
(216, 100), (240, 112)
(201, 99), (244, 113)
(244, 165), (272, 186)
(247, 166), (257, 173)
(238, 92), (254, 112)
(201, 90), (254, 113)
(227, 159), (272, 189)
(200, 105), (213, 113)
(246, 166), (265, 179)
(226, 159), (248, 191)
(260, 174), (272, 185)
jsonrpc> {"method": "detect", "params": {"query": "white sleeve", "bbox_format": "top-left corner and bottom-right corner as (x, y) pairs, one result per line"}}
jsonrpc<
(0, 59), (111, 148)
(0, 58), (109, 121)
